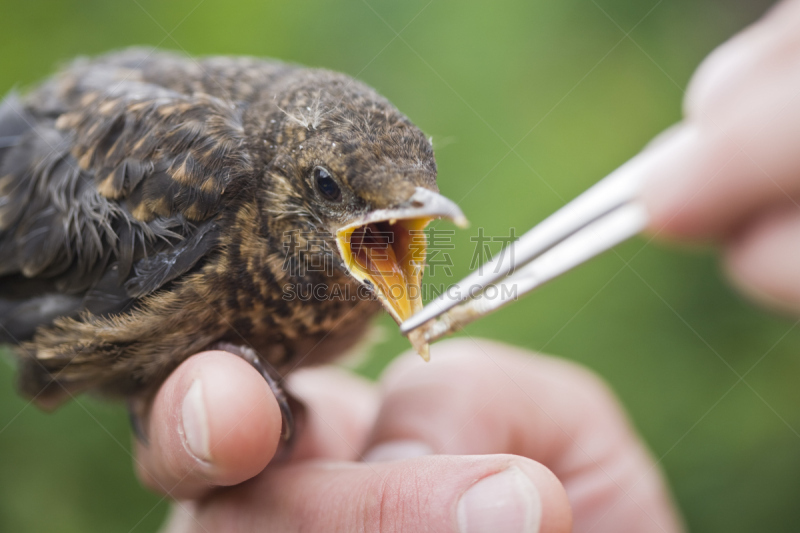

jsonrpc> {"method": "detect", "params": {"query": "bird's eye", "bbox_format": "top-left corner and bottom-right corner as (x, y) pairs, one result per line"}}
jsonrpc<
(313, 167), (342, 202)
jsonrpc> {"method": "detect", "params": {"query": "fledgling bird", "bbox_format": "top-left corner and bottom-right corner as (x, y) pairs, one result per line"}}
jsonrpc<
(0, 48), (466, 433)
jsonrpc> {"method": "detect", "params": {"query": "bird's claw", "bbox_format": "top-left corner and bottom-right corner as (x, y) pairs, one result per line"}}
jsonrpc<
(213, 342), (305, 460)
(128, 397), (151, 446)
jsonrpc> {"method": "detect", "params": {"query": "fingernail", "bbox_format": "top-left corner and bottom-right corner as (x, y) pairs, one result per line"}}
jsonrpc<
(362, 440), (434, 462)
(181, 380), (212, 462)
(457, 466), (542, 533)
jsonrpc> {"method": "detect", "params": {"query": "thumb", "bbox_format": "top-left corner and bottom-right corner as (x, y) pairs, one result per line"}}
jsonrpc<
(164, 454), (572, 533)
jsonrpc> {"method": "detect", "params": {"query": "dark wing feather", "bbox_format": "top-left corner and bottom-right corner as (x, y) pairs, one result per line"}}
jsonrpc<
(59, 91), (251, 222)
(125, 219), (220, 298)
(0, 54), (255, 341)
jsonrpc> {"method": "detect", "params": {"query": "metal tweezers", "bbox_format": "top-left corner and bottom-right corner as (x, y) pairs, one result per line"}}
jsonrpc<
(401, 150), (653, 344)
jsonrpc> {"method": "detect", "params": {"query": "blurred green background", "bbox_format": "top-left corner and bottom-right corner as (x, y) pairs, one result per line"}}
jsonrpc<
(0, 0), (796, 531)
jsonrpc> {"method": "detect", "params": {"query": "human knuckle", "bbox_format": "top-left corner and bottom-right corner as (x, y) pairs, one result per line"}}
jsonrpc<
(553, 360), (620, 413)
(361, 468), (428, 533)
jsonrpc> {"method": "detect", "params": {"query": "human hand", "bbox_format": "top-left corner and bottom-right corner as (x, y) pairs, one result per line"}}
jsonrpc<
(134, 339), (682, 533)
(638, 0), (800, 312)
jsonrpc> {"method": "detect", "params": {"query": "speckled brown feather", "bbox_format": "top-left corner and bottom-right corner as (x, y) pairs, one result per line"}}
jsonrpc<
(0, 48), (438, 407)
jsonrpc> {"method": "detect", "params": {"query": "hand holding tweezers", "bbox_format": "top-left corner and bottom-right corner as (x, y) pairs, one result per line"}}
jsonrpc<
(401, 148), (658, 344)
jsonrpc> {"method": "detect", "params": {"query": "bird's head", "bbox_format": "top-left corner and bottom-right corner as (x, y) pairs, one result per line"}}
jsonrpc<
(262, 69), (467, 338)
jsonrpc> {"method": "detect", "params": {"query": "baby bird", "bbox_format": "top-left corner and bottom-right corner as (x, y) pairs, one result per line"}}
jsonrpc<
(0, 48), (465, 431)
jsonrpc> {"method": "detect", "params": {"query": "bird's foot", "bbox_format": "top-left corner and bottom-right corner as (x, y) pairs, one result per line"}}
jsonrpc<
(213, 342), (305, 459)
(128, 396), (151, 446)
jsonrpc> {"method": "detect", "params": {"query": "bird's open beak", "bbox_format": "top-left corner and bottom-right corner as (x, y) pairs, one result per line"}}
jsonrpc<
(336, 187), (467, 360)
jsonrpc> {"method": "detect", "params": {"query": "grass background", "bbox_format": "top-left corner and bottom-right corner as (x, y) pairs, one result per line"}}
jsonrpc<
(1, 0), (797, 531)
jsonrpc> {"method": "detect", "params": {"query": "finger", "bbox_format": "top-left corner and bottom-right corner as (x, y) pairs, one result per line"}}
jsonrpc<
(363, 339), (683, 533)
(684, 0), (800, 125)
(640, 1), (800, 240)
(724, 205), (800, 313)
(165, 454), (571, 533)
(286, 366), (380, 461)
(135, 351), (281, 500)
